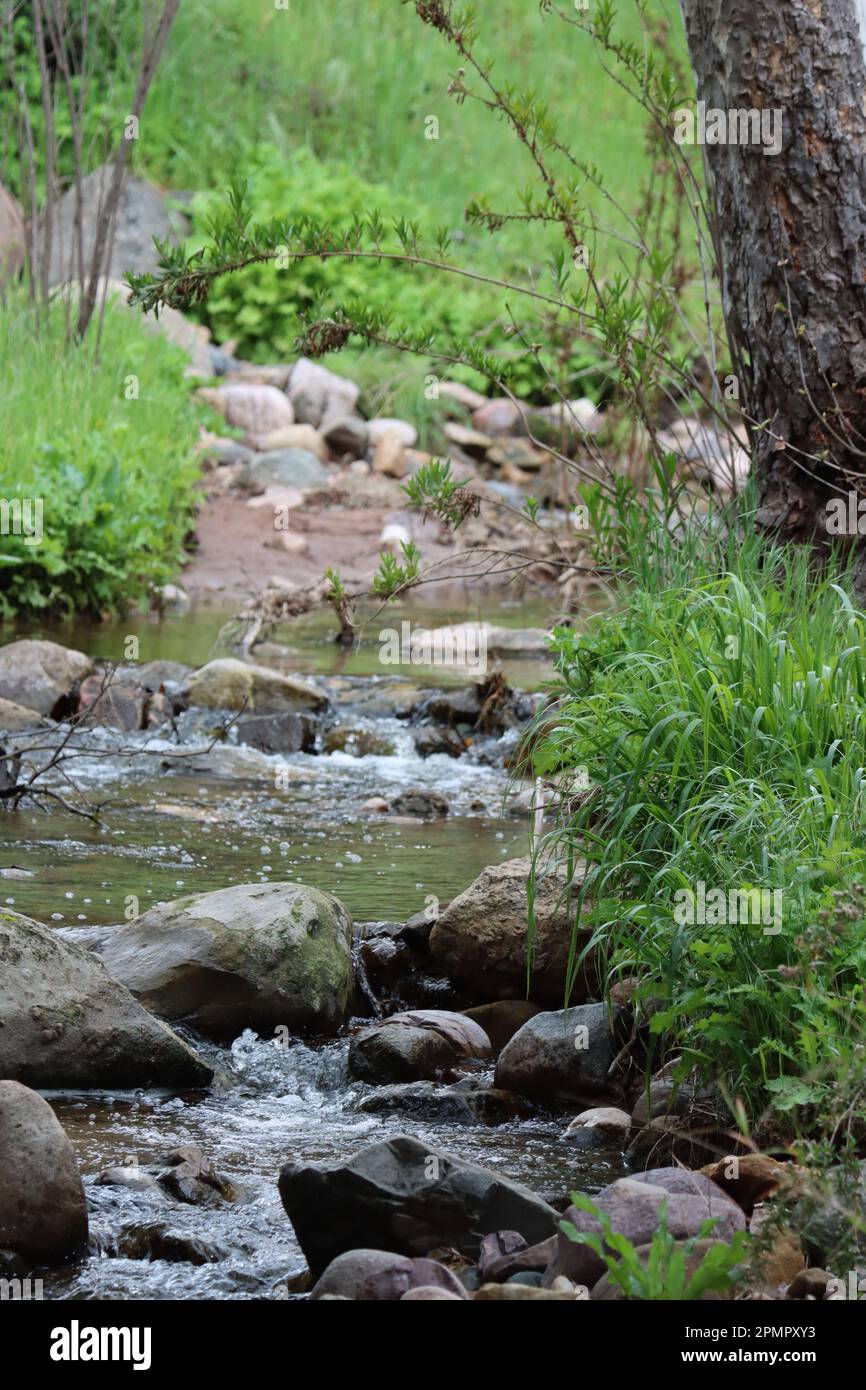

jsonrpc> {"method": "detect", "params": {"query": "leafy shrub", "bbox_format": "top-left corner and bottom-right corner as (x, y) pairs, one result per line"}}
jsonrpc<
(186, 143), (611, 403)
(0, 293), (201, 619)
(560, 1192), (750, 1299)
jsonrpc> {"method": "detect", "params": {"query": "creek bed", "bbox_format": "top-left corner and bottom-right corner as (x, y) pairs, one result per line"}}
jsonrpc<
(1, 602), (627, 1300)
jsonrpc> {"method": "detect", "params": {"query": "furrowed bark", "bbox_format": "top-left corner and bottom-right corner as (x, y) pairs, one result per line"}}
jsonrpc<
(680, 0), (866, 570)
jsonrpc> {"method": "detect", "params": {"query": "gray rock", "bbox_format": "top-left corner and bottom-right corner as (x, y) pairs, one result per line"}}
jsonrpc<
(401, 1286), (465, 1300)
(429, 857), (598, 1006)
(100, 881), (353, 1041)
(40, 164), (188, 286)
(288, 357), (359, 428)
(389, 788), (449, 818)
(310, 1249), (415, 1300)
(0, 698), (48, 733)
(183, 658), (328, 714)
(368, 417), (418, 448)
(113, 1223), (224, 1266)
(348, 1010), (492, 1084)
(0, 639), (93, 716)
(321, 414), (369, 458)
(357, 1082), (531, 1126)
(494, 1004), (626, 1102)
(234, 710), (317, 754)
(358, 1256), (469, 1301)
(77, 673), (146, 733)
(566, 1106), (632, 1139)
(136, 660), (193, 692)
(199, 383), (294, 435)
(157, 1145), (242, 1206)
(96, 1166), (161, 1194)
(545, 1173), (746, 1288)
(241, 448), (328, 490)
(0, 910), (212, 1089)
(0, 1081), (88, 1262)
(278, 1134), (559, 1277)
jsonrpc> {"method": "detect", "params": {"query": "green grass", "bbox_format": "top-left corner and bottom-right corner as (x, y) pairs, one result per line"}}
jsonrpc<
(0, 294), (203, 620)
(142, 0), (652, 268)
(526, 487), (866, 1131)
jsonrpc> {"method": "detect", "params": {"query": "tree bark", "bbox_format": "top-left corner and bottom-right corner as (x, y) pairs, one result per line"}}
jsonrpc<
(679, 0), (866, 555)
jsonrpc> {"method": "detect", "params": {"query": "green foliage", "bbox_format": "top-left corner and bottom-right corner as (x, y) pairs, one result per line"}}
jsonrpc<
(560, 1192), (750, 1299)
(0, 294), (201, 620)
(403, 458), (479, 529)
(526, 484), (866, 1125)
(371, 541), (421, 599)
(0, 1), (141, 203)
(184, 145), (488, 366)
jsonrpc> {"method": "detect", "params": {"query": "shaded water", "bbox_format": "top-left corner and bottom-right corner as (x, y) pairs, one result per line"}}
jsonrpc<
(2, 603), (628, 1301)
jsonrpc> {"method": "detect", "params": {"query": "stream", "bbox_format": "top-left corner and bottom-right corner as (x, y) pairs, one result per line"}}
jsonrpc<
(2, 599), (627, 1301)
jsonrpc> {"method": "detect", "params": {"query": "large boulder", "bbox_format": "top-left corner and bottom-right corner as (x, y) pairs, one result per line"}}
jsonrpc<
(0, 639), (93, 716)
(494, 1004), (626, 1103)
(0, 910), (212, 1089)
(41, 165), (188, 285)
(545, 1170), (747, 1288)
(278, 1134), (558, 1277)
(429, 857), (598, 1005)
(348, 1010), (492, 1083)
(0, 1081), (88, 1263)
(100, 881), (353, 1041)
(183, 659), (328, 714)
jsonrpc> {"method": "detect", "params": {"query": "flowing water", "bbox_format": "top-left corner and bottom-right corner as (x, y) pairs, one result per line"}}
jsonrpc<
(2, 601), (626, 1300)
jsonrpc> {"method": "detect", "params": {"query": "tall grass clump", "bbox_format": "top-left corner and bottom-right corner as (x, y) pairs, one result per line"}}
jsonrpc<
(526, 485), (866, 1130)
(0, 293), (201, 620)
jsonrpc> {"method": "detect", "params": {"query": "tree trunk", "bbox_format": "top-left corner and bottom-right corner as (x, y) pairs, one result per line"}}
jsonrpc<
(679, 0), (866, 560)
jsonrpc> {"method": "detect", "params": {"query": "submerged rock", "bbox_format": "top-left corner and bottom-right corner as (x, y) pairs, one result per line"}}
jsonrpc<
(0, 697), (48, 733)
(0, 1081), (88, 1263)
(429, 856), (598, 1005)
(112, 1223), (225, 1266)
(356, 1081), (531, 1125)
(100, 881), (353, 1041)
(389, 788), (449, 818)
(0, 910), (212, 1089)
(348, 1010), (492, 1084)
(0, 639), (93, 717)
(233, 709), (318, 754)
(278, 1134), (558, 1277)
(157, 1145), (243, 1206)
